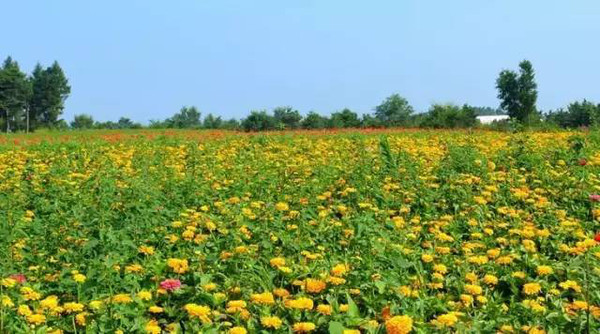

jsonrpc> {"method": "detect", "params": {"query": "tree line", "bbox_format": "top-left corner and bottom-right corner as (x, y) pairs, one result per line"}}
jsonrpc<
(0, 57), (70, 132)
(2, 55), (599, 132)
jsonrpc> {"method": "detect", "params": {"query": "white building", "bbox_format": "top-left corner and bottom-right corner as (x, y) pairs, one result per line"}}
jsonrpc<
(477, 115), (510, 124)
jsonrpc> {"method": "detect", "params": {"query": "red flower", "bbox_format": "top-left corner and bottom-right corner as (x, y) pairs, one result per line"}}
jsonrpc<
(9, 274), (26, 284)
(579, 158), (588, 166)
(595, 234), (600, 243)
(590, 194), (600, 202)
(160, 279), (182, 291)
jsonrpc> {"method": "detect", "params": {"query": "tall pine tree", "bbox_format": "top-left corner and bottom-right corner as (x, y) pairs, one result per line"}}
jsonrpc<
(30, 61), (71, 128)
(0, 57), (30, 132)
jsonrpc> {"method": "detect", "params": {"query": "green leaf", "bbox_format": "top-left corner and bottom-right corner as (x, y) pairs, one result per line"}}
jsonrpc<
(346, 293), (360, 318)
(328, 321), (345, 334)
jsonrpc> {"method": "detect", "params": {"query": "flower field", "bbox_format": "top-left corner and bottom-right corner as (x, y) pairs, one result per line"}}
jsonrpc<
(3, 129), (600, 333)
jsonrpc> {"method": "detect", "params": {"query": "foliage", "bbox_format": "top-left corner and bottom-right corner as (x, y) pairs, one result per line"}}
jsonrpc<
(375, 94), (414, 126)
(419, 104), (478, 128)
(165, 106), (202, 129)
(1, 129), (600, 333)
(546, 100), (600, 128)
(70, 114), (95, 129)
(496, 60), (538, 124)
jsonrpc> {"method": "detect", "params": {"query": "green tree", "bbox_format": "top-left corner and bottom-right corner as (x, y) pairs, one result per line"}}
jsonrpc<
(30, 61), (71, 127)
(166, 106), (202, 128)
(330, 108), (360, 128)
(241, 110), (276, 131)
(203, 113), (223, 129)
(420, 104), (478, 128)
(117, 117), (141, 129)
(546, 100), (599, 128)
(221, 118), (240, 130)
(0, 57), (31, 132)
(301, 112), (329, 129)
(70, 114), (95, 129)
(496, 60), (538, 124)
(374, 94), (413, 126)
(273, 106), (302, 129)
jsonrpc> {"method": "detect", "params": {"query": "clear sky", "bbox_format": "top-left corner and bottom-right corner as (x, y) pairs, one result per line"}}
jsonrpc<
(2, 1), (599, 123)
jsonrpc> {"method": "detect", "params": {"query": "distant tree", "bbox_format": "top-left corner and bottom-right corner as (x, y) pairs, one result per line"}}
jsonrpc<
(148, 119), (167, 129)
(27, 64), (45, 131)
(241, 110), (277, 131)
(546, 100), (599, 128)
(330, 108), (360, 128)
(30, 61), (71, 128)
(70, 114), (95, 129)
(420, 104), (478, 128)
(273, 106), (302, 129)
(301, 112), (329, 129)
(0, 57), (31, 132)
(496, 60), (538, 124)
(361, 114), (382, 128)
(203, 113), (223, 129)
(374, 94), (413, 126)
(221, 118), (240, 130)
(94, 121), (118, 129)
(166, 106), (202, 128)
(117, 117), (141, 129)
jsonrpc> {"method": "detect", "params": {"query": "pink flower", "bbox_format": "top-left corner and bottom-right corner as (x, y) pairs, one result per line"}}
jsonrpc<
(10, 274), (26, 284)
(160, 279), (181, 291)
(590, 194), (600, 202)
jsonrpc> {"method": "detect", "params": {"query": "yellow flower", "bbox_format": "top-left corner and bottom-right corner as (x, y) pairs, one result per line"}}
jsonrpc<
(149, 306), (164, 313)
(331, 264), (350, 276)
(18, 305), (33, 316)
(26, 313), (46, 325)
(275, 202), (289, 211)
(433, 312), (459, 327)
(421, 254), (434, 263)
(261, 316), (283, 329)
(75, 312), (88, 326)
(145, 319), (161, 334)
(385, 315), (413, 334)
(483, 274), (498, 286)
(536, 266), (553, 276)
(559, 280), (581, 292)
(1, 278), (17, 288)
(73, 273), (87, 283)
(522, 283), (542, 295)
(139, 245), (155, 255)
(20, 287), (42, 301)
(293, 322), (316, 333)
(251, 292), (275, 305)
(64, 302), (85, 313)
(305, 278), (327, 294)
(344, 330), (361, 334)
(229, 326), (247, 334)
(316, 304), (332, 315)
(270, 257), (286, 267)
(184, 303), (211, 323)
(112, 294), (133, 304)
(40, 295), (60, 311)
(167, 258), (189, 274)
(89, 300), (103, 310)
(1, 296), (14, 307)
(137, 290), (152, 301)
(464, 284), (483, 295)
(285, 297), (314, 310)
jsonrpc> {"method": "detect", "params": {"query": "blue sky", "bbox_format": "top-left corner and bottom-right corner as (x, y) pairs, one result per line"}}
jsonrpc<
(2, 1), (599, 123)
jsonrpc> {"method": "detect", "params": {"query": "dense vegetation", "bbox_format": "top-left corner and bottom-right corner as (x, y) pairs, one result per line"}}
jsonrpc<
(1, 56), (599, 133)
(2, 129), (600, 333)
